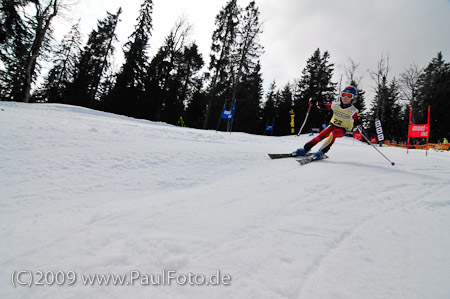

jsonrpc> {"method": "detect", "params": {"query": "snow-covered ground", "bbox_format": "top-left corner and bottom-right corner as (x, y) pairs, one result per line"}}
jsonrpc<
(1, 102), (450, 299)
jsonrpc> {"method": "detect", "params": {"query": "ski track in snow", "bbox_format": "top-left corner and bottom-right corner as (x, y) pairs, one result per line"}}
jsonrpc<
(296, 180), (447, 296)
(1, 102), (450, 299)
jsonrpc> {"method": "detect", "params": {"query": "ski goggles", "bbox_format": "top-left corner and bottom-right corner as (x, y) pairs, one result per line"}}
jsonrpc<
(341, 92), (354, 99)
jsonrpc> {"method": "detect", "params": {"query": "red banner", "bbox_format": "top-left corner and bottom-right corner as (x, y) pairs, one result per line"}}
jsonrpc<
(408, 124), (429, 138)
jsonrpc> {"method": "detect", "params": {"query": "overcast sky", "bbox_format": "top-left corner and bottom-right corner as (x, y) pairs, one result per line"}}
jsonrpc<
(54, 0), (450, 101)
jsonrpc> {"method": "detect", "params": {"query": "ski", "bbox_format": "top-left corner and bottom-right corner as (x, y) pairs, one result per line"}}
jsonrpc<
(297, 154), (329, 166)
(268, 153), (313, 159)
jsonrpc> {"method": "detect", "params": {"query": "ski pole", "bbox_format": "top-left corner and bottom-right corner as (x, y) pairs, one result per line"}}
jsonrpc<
(357, 126), (395, 166)
(297, 98), (312, 136)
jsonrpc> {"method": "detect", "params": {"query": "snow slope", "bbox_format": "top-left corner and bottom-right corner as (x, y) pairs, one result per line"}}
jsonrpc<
(1, 102), (450, 299)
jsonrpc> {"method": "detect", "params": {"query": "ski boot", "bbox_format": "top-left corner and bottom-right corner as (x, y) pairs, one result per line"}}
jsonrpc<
(291, 148), (309, 157)
(312, 150), (325, 160)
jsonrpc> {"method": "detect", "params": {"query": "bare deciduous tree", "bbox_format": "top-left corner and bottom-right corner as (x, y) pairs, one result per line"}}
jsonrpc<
(23, 0), (60, 103)
(340, 57), (363, 87)
(370, 53), (391, 121)
(399, 62), (422, 104)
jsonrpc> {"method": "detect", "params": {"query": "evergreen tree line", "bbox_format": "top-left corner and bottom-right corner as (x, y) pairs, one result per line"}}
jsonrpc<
(1, 0), (449, 142)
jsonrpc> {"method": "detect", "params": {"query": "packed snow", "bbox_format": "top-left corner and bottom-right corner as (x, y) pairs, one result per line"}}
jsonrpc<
(1, 102), (450, 299)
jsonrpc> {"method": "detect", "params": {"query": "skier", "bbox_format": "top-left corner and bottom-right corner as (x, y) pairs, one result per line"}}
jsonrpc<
(292, 85), (361, 160)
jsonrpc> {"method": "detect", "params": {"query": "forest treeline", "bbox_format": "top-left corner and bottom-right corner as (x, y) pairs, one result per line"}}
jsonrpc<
(1, 0), (449, 142)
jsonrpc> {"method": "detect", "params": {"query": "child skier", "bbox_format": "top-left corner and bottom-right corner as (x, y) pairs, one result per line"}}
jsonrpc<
(292, 85), (361, 160)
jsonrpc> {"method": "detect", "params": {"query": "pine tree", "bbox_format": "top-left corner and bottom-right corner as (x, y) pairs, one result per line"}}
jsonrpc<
(105, 0), (153, 117)
(260, 81), (278, 134)
(416, 52), (450, 142)
(228, 0), (263, 133)
(178, 43), (204, 111)
(369, 54), (391, 128)
(0, 0), (29, 45)
(383, 78), (404, 141)
(203, 0), (240, 129)
(368, 73), (388, 140)
(233, 61), (263, 133)
(295, 48), (337, 131)
(145, 17), (203, 124)
(161, 42), (203, 125)
(276, 83), (294, 136)
(144, 47), (167, 120)
(368, 55), (406, 141)
(33, 20), (82, 103)
(65, 8), (121, 108)
(184, 82), (206, 128)
(96, 60), (118, 106)
(0, 0), (35, 101)
(231, 1), (263, 100)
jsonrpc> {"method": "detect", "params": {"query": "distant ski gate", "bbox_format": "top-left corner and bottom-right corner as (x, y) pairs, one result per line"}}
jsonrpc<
(216, 98), (237, 133)
(407, 105), (431, 156)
